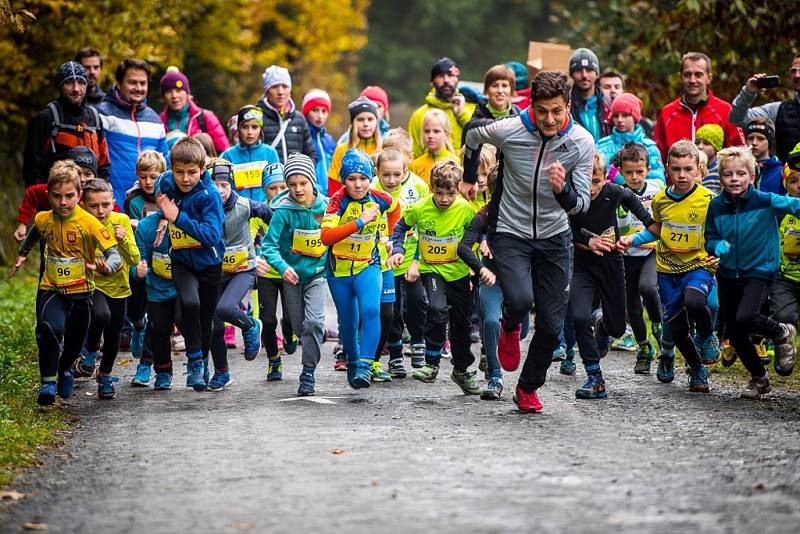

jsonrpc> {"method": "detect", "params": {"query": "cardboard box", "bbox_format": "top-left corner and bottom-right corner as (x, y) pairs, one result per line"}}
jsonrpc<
(527, 41), (573, 77)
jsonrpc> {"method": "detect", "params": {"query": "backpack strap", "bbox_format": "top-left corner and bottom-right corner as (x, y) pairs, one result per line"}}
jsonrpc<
(197, 109), (208, 133)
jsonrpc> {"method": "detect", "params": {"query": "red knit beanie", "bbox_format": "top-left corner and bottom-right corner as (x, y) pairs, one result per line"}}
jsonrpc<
(610, 93), (642, 124)
(301, 89), (332, 116)
(360, 86), (389, 114)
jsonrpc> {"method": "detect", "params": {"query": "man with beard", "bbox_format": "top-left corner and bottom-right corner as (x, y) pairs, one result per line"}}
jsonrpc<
(569, 48), (611, 142)
(97, 58), (169, 207)
(22, 61), (111, 188)
(408, 57), (476, 158)
(74, 47), (105, 106)
(729, 54), (800, 163)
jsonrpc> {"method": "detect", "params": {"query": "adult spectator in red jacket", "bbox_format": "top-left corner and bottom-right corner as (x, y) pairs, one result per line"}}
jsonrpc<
(653, 51), (743, 163)
(159, 67), (229, 154)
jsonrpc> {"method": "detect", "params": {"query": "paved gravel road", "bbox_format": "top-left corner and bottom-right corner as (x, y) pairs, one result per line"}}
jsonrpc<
(2, 328), (800, 533)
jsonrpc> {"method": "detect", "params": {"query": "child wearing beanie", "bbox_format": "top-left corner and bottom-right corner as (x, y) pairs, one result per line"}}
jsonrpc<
(261, 153), (329, 395)
(745, 118), (784, 195)
(772, 143), (800, 350)
(327, 97), (383, 197)
(695, 123), (724, 195)
(302, 89), (335, 196)
(596, 92), (665, 184)
(221, 105), (281, 203)
(321, 149), (401, 389)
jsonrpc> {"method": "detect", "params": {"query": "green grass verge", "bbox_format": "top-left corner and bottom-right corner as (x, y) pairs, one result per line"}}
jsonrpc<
(0, 267), (67, 486)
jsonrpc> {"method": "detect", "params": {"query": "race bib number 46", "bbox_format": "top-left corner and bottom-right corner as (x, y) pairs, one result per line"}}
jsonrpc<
(222, 245), (249, 273)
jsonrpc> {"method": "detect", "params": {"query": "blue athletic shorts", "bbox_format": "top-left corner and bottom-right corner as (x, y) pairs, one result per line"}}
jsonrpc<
(657, 269), (714, 322)
(380, 268), (396, 303)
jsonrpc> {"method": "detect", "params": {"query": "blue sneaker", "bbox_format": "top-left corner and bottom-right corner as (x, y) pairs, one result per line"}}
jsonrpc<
(349, 359), (372, 389)
(57, 369), (74, 399)
(552, 345), (567, 362)
(131, 362), (152, 387)
(266, 357), (283, 381)
(696, 333), (721, 365)
(207, 371), (231, 392)
(560, 357), (577, 376)
(297, 367), (316, 396)
(96, 374), (118, 399)
(154, 372), (173, 390)
(575, 374), (608, 399)
(73, 347), (97, 378)
(37, 382), (57, 406)
(656, 351), (676, 383)
(687, 365), (709, 393)
(480, 377), (503, 400)
(283, 333), (298, 355)
(186, 358), (207, 391)
(131, 325), (146, 358)
(243, 319), (263, 361)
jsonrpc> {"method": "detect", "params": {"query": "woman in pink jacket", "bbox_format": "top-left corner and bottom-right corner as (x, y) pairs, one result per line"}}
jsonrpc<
(159, 67), (229, 154)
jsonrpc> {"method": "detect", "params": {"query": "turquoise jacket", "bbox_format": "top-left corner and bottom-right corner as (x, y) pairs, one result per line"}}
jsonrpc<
(596, 124), (665, 184)
(220, 141), (280, 202)
(134, 213), (177, 302)
(261, 189), (329, 284)
(705, 185), (800, 280)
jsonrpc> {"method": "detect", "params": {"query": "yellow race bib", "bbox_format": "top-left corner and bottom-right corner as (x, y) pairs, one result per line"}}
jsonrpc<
(233, 162), (263, 190)
(169, 223), (201, 250)
(783, 227), (800, 257)
(151, 252), (172, 279)
(419, 234), (458, 264)
(222, 245), (249, 273)
(292, 229), (326, 258)
(661, 220), (702, 252)
(332, 233), (375, 262)
(47, 256), (86, 288)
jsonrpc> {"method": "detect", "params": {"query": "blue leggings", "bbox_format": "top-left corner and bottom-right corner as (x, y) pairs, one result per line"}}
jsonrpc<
(328, 265), (382, 364)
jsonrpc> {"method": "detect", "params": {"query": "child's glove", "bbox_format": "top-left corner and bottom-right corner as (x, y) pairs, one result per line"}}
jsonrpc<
(714, 240), (732, 258)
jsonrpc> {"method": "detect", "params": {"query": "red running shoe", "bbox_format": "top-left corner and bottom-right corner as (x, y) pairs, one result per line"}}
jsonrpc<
(498, 321), (522, 371)
(513, 385), (543, 413)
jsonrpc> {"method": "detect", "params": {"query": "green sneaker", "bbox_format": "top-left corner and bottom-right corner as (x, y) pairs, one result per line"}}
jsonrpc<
(370, 361), (392, 382)
(412, 363), (439, 383)
(450, 368), (481, 395)
(634, 342), (655, 374)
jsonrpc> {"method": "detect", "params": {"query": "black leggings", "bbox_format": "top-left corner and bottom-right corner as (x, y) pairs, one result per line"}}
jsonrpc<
(36, 290), (92, 380)
(211, 271), (256, 372)
(374, 301), (394, 361)
(148, 298), (181, 372)
(172, 261), (222, 359)
(388, 275), (428, 347)
(666, 288), (712, 369)
(624, 253), (662, 343)
(257, 277), (293, 358)
(719, 276), (782, 377)
(85, 291), (127, 374)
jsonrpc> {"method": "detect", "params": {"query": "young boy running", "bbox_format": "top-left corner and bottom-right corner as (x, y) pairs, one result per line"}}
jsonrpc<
(11, 160), (120, 405)
(156, 137), (225, 391)
(615, 143), (666, 373)
(387, 161), (482, 393)
(77, 179), (140, 398)
(705, 146), (800, 398)
(262, 153), (329, 396)
(618, 140), (717, 392)
(134, 212), (180, 390)
(569, 153), (656, 398)
(209, 158), (272, 391)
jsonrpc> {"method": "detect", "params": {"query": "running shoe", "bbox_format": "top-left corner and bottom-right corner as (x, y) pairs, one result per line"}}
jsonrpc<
(37, 383), (56, 406)
(513, 386), (543, 413)
(450, 368), (481, 395)
(560, 357), (576, 376)
(740, 375), (771, 399)
(57, 369), (74, 399)
(575, 374), (607, 399)
(687, 365), (709, 393)
(656, 351), (675, 383)
(480, 377), (503, 400)
(73, 348), (97, 378)
(186, 358), (207, 391)
(349, 359), (372, 389)
(283, 333), (298, 355)
(370, 361), (392, 382)
(497, 321), (522, 371)
(207, 371), (231, 392)
(242, 319), (263, 361)
(96, 374), (118, 400)
(774, 323), (797, 376)
(412, 363), (439, 383)
(611, 332), (636, 352)
(154, 372), (173, 390)
(552, 345), (566, 362)
(297, 367), (316, 396)
(695, 333), (720, 365)
(388, 358), (407, 378)
(224, 325), (237, 349)
(410, 343), (426, 368)
(131, 362), (152, 387)
(266, 357), (283, 381)
(634, 342), (655, 374)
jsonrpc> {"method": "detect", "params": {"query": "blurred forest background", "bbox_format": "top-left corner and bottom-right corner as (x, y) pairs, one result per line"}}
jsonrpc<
(0, 0), (799, 263)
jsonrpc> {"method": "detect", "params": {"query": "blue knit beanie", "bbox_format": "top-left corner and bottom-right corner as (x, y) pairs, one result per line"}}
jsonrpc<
(339, 149), (374, 182)
(263, 162), (286, 188)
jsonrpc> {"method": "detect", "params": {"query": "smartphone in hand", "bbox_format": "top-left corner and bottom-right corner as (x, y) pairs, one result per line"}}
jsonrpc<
(756, 75), (781, 89)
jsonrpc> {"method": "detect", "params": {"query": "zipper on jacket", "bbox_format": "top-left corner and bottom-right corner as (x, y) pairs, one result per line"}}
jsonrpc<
(532, 137), (549, 239)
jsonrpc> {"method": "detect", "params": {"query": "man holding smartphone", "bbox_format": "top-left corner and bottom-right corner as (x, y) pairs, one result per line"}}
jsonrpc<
(730, 54), (800, 163)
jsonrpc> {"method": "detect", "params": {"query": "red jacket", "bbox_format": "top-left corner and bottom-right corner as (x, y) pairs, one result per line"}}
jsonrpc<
(653, 90), (744, 163)
(160, 99), (230, 154)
